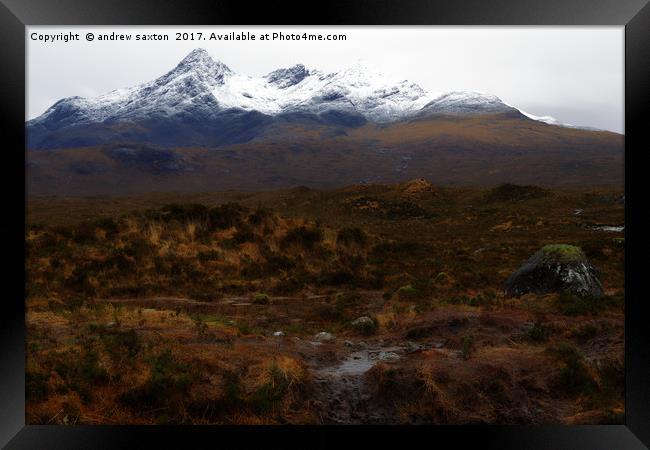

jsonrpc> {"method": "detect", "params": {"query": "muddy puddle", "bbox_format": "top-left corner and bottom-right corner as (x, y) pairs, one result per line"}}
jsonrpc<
(318, 346), (405, 377)
(310, 341), (431, 424)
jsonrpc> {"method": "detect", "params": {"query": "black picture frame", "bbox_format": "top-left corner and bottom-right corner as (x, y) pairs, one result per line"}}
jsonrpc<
(2, 0), (649, 448)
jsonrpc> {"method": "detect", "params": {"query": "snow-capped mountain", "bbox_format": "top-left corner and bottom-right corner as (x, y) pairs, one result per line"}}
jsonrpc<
(31, 49), (233, 126)
(210, 59), (438, 122)
(26, 49), (623, 195)
(27, 48), (576, 149)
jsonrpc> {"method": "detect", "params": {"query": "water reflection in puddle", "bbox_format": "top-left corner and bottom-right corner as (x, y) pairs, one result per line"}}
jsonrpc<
(588, 225), (624, 232)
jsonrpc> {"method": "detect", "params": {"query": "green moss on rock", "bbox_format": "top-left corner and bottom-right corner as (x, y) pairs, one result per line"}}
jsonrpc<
(540, 244), (585, 262)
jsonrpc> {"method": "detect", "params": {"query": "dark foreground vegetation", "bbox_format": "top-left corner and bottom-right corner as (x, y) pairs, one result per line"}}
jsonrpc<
(26, 181), (624, 424)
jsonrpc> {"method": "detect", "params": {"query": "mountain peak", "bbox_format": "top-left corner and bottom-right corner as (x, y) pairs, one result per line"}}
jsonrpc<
(265, 64), (310, 88)
(179, 48), (213, 64)
(172, 48), (232, 79)
(420, 90), (514, 116)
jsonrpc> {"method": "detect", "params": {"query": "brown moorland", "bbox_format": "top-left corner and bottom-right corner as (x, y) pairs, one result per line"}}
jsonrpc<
(26, 182), (624, 424)
(26, 116), (623, 196)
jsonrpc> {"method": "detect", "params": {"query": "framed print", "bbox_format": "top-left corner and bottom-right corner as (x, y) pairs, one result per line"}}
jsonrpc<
(1, 0), (649, 448)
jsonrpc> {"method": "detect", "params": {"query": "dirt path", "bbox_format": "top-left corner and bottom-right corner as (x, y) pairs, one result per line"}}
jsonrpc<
(100, 294), (329, 308)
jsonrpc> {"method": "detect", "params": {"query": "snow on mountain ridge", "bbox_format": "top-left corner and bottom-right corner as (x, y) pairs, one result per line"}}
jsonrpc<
(29, 48), (562, 127)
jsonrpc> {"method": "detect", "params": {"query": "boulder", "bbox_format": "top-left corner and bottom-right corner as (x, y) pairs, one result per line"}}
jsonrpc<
(504, 244), (604, 298)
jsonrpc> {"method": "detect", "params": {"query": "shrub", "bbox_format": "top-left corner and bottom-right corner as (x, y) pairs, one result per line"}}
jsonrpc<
(220, 370), (244, 411)
(397, 284), (418, 299)
(334, 291), (361, 317)
(313, 302), (341, 321)
(207, 203), (247, 230)
(233, 228), (257, 244)
(569, 323), (600, 340)
(121, 238), (152, 259)
(581, 240), (608, 261)
(433, 272), (449, 284)
(250, 358), (305, 414)
(336, 227), (368, 246)
(64, 295), (85, 312)
(461, 335), (474, 360)
(383, 201), (430, 219)
(73, 222), (99, 244)
(252, 293), (270, 305)
(94, 217), (120, 237)
(247, 207), (272, 226)
(33, 231), (68, 254)
(370, 241), (432, 262)
(197, 249), (222, 262)
(598, 359), (624, 398)
(219, 238), (238, 250)
(63, 268), (95, 296)
(160, 203), (209, 223)
(282, 226), (323, 250)
(554, 293), (622, 316)
(349, 316), (378, 336)
(270, 276), (304, 295)
(318, 268), (355, 286)
(605, 410), (625, 424)
(120, 348), (191, 408)
(486, 183), (548, 202)
(264, 253), (296, 273)
(550, 342), (597, 396)
(251, 364), (290, 413)
(98, 328), (140, 362)
(527, 322), (551, 342)
(26, 369), (50, 402)
(446, 292), (498, 308)
(49, 342), (110, 403)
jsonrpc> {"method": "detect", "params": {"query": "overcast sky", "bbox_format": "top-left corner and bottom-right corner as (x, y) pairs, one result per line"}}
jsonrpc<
(27, 26), (624, 133)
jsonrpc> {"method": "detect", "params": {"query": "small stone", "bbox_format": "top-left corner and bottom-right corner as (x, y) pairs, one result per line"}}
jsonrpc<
(407, 341), (422, 353)
(378, 351), (400, 362)
(273, 331), (285, 337)
(314, 331), (335, 342)
(344, 340), (355, 347)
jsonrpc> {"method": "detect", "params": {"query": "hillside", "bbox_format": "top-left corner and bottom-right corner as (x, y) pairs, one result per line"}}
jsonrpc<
(27, 115), (623, 196)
